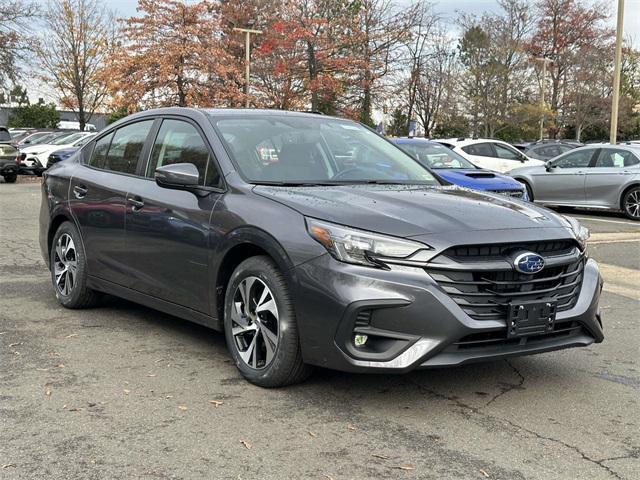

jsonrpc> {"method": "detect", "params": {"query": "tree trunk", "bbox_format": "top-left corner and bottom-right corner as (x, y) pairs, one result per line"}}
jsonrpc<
(307, 41), (318, 111)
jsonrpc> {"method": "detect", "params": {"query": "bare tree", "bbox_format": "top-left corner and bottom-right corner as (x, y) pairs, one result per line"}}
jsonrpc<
(414, 30), (457, 137)
(0, 0), (38, 90)
(37, 0), (115, 130)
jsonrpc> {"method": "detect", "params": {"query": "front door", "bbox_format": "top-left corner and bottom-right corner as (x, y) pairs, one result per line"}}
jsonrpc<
(533, 148), (596, 204)
(124, 118), (223, 313)
(69, 120), (154, 287)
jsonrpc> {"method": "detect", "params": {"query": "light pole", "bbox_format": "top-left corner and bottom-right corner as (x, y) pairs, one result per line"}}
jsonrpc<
(233, 27), (263, 108)
(610, 0), (625, 144)
(533, 56), (552, 141)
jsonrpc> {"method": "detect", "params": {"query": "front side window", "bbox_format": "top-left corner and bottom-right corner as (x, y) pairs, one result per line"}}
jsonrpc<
(493, 143), (522, 160)
(398, 142), (477, 169)
(88, 132), (114, 168)
(462, 143), (494, 157)
(211, 115), (438, 185)
(147, 119), (220, 187)
(595, 149), (639, 168)
(101, 120), (154, 174)
(552, 149), (594, 168)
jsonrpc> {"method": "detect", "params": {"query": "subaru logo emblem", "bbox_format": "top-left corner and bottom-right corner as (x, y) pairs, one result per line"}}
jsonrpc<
(513, 252), (545, 274)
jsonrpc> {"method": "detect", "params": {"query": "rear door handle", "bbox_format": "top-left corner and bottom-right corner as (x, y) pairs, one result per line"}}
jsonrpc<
(73, 185), (88, 199)
(127, 196), (144, 210)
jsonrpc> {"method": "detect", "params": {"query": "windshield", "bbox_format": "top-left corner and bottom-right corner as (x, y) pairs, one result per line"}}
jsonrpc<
(396, 142), (477, 169)
(50, 132), (85, 145)
(75, 134), (95, 147)
(211, 115), (439, 185)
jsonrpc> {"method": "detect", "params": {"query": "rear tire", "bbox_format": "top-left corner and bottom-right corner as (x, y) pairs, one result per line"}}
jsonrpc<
(50, 221), (99, 308)
(224, 255), (311, 387)
(2, 173), (17, 183)
(622, 186), (640, 221)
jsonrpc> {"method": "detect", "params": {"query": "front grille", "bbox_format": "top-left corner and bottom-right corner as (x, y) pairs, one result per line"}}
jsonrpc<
(425, 241), (584, 321)
(446, 240), (575, 261)
(489, 189), (524, 199)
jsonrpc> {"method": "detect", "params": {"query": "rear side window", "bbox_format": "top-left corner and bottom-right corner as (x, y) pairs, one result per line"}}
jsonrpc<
(146, 119), (220, 187)
(462, 143), (494, 157)
(595, 149), (639, 168)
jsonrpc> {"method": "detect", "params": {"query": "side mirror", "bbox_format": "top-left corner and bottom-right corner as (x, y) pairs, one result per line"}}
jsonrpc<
(545, 161), (554, 171)
(155, 163), (200, 190)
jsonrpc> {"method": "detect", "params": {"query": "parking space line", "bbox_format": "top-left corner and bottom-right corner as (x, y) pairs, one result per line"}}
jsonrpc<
(572, 216), (640, 227)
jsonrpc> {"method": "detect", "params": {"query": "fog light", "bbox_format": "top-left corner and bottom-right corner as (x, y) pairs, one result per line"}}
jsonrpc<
(354, 334), (368, 347)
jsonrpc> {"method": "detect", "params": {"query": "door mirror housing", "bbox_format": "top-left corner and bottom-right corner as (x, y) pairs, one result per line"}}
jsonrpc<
(155, 163), (200, 190)
(545, 161), (555, 171)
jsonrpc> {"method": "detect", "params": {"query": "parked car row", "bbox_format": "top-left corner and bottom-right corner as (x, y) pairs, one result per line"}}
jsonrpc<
(0, 127), (97, 180)
(391, 135), (639, 221)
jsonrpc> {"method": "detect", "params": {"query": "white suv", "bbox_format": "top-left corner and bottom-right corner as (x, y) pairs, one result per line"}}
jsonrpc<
(435, 138), (545, 173)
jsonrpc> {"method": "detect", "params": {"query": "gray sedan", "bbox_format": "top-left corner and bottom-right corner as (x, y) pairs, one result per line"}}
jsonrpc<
(510, 145), (640, 220)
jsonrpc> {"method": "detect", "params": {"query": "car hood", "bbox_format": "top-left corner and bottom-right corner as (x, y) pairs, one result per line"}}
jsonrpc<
(435, 169), (523, 190)
(253, 184), (568, 237)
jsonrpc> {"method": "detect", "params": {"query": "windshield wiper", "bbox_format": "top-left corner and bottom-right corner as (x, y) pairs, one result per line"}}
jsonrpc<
(250, 181), (338, 187)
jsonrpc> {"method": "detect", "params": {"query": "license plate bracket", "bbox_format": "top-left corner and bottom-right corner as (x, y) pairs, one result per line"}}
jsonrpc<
(507, 301), (557, 338)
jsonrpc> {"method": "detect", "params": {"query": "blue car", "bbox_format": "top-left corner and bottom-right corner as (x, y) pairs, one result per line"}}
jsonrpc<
(392, 137), (528, 200)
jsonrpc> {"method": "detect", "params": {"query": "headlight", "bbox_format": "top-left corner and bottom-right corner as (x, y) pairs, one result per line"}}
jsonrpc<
(563, 215), (589, 249)
(306, 218), (431, 268)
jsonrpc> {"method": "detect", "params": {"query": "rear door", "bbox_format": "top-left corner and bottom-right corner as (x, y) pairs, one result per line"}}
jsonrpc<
(584, 148), (640, 207)
(69, 120), (155, 287)
(533, 148), (596, 204)
(123, 117), (223, 313)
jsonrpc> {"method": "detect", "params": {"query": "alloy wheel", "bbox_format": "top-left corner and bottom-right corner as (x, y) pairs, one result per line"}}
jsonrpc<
(53, 233), (78, 296)
(231, 276), (280, 370)
(625, 190), (640, 219)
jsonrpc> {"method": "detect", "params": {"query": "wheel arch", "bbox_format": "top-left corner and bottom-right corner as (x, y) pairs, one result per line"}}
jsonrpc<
(213, 227), (298, 322)
(619, 182), (640, 210)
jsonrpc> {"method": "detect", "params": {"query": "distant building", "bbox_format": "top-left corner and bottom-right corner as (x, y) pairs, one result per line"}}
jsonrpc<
(0, 107), (109, 130)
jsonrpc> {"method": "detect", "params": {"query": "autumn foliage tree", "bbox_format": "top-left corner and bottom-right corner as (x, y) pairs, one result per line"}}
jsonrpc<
(106, 0), (244, 110)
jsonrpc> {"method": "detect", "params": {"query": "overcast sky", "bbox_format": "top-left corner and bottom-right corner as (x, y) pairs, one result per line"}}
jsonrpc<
(25, 0), (639, 102)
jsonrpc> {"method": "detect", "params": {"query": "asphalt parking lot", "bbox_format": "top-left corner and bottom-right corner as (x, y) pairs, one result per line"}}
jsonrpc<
(1, 180), (638, 480)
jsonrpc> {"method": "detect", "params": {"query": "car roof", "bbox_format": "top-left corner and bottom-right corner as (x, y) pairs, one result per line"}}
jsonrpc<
(435, 138), (513, 147)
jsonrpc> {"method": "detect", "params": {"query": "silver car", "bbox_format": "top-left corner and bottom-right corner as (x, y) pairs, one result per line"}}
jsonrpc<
(510, 144), (640, 220)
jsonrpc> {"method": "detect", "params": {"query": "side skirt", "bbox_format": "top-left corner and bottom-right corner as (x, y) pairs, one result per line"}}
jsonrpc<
(87, 276), (223, 331)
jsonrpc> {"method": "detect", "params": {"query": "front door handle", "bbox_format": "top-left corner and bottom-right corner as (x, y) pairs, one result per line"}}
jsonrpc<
(127, 196), (145, 211)
(73, 185), (88, 199)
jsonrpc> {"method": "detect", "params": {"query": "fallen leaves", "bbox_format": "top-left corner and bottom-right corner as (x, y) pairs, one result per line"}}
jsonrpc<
(123, 389), (130, 395)
(480, 468), (490, 478)
(9, 342), (22, 348)
(45, 389), (51, 396)
(64, 333), (78, 339)
(307, 431), (317, 438)
(1, 463), (16, 469)
(346, 424), (356, 432)
(178, 405), (188, 411)
(210, 400), (223, 408)
(240, 440), (251, 450)
(390, 465), (415, 471)
(322, 475), (335, 480)
(371, 453), (389, 460)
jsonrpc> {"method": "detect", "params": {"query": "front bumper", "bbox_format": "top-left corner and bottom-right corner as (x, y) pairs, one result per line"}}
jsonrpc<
(294, 254), (603, 373)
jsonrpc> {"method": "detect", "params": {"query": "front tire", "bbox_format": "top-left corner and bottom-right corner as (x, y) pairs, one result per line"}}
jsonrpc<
(224, 256), (311, 387)
(622, 187), (640, 221)
(50, 221), (99, 308)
